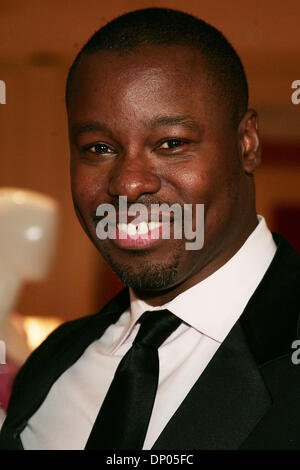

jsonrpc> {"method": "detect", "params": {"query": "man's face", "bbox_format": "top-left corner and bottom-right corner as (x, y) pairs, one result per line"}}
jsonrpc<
(68, 44), (256, 294)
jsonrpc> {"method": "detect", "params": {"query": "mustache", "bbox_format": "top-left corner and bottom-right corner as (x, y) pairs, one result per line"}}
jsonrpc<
(92, 195), (185, 220)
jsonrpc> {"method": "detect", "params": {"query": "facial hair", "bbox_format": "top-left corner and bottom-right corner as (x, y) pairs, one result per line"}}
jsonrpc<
(98, 243), (183, 290)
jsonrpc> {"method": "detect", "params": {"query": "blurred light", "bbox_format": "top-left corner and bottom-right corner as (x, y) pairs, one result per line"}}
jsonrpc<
(22, 316), (62, 350)
(12, 192), (26, 204)
(25, 225), (43, 241)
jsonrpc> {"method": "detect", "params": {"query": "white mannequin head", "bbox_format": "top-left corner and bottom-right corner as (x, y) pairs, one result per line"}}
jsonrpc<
(0, 188), (58, 281)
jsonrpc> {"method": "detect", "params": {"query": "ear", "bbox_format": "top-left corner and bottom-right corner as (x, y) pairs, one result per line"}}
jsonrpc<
(238, 109), (261, 174)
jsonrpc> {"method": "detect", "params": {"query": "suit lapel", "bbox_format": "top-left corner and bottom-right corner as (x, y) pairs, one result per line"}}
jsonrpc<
(153, 233), (300, 449)
(152, 321), (271, 450)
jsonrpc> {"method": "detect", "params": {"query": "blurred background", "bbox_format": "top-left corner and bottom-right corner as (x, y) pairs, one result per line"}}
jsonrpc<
(0, 0), (299, 349)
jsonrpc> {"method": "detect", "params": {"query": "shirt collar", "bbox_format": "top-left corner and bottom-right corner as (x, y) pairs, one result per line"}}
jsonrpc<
(115, 215), (277, 348)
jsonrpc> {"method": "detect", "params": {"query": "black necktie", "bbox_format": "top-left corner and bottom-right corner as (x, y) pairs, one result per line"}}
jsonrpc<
(85, 309), (182, 450)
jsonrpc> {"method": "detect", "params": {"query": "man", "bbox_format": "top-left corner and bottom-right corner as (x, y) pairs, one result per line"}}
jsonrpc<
(0, 7), (299, 450)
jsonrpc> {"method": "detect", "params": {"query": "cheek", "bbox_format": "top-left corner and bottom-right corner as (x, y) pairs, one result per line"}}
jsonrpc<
(71, 165), (106, 209)
(165, 164), (213, 205)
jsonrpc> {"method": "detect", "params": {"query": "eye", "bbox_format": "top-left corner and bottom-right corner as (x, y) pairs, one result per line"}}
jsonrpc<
(159, 139), (185, 150)
(87, 143), (114, 154)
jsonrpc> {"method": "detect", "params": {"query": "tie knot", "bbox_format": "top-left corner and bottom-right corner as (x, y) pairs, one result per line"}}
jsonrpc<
(133, 309), (181, 349)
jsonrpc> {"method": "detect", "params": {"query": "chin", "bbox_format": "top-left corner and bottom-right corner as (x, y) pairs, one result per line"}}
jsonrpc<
(98, 244), (183, 291)
(114, 263), (179, 290)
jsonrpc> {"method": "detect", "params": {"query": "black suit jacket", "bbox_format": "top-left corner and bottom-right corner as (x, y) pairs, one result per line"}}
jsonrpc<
(0, 233), (299, 450)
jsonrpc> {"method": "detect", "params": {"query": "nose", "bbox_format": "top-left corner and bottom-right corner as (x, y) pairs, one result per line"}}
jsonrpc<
(108, 156), (161, 202)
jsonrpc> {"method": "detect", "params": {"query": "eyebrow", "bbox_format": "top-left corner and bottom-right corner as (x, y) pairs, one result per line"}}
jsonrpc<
(146, 114), (203, 132)
(70, 121), (109, 139)
(70, 114), (203, 139)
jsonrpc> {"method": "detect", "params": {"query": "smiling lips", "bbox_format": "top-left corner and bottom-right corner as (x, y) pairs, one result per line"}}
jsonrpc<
(113, 221), (172, 249)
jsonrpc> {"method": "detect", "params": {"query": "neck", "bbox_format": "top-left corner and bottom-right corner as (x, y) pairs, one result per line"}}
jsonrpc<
(0, 265), (21, 322)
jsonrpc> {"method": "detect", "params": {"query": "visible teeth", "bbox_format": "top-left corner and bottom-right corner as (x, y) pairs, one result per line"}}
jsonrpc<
(118, 223), (138, 235)
(117, 221), (163, 235)
(136, 221), (149, 234)
(148, 221), (161, 231)
(127, 223), (137, 236)
(118, 223), (128, 233)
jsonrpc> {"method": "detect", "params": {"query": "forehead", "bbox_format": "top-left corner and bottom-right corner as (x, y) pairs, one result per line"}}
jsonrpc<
(67, 44), (227, 126)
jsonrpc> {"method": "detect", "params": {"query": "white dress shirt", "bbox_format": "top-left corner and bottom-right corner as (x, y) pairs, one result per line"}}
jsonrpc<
(21, 215), (277, 450)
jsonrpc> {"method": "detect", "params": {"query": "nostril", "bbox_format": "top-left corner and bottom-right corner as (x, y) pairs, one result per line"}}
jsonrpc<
(108, 170), (161, 200)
